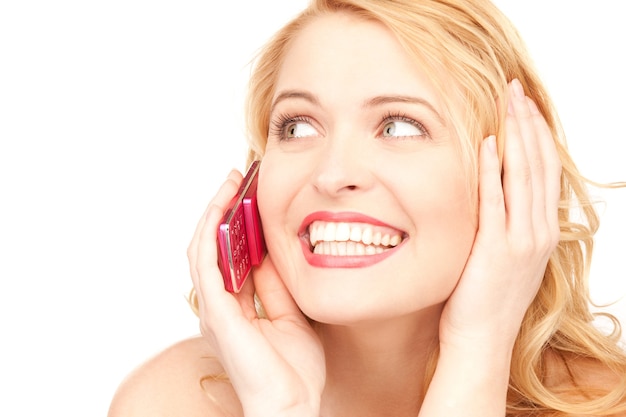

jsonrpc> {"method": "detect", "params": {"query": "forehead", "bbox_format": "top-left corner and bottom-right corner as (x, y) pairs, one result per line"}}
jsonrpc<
(273, 12), (446, 111)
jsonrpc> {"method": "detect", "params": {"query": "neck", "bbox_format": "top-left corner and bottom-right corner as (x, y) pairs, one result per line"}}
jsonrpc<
(316, 304), (443, 417)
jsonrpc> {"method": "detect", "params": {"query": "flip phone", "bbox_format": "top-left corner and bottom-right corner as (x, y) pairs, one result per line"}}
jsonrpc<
(217, 161), (266, 293)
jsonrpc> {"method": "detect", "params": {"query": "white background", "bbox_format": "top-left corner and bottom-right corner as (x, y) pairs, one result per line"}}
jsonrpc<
(1, 1), (624, 416)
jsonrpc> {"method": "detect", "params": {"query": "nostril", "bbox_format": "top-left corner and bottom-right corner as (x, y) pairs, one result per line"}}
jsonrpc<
(346, 185), (357, 191)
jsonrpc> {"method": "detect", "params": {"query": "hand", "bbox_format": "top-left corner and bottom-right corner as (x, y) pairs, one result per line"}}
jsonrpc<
(187, 169), (325, 417)
(418, 80), (562, 417)
(440, 79), (562, 349)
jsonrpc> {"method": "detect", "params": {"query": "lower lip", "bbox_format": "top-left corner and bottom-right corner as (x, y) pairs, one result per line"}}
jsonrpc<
(300, 238), (401, 268)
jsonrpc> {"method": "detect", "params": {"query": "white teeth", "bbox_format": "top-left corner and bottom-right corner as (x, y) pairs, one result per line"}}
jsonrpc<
(310, 223), (320, 245)
(336, 222), (351, 241)
(347, 241), (356, 254)
(356, 242), (365, 255)
(337, 241), (347, 256)
(373, 231), (382, 246)
(329, 241), (338, 256)
(349, 226), (362, 242)
(361, 227), (372, 245)
(323, 222), (336, 242)
(308, 220), (404, 255)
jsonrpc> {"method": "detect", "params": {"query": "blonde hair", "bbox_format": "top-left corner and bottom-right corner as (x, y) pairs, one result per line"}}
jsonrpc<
(235, 0), (626, 415)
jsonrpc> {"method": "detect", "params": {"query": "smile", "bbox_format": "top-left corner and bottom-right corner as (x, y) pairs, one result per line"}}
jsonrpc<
(298, 212), (408, 268)
(307, 221), (404, 255)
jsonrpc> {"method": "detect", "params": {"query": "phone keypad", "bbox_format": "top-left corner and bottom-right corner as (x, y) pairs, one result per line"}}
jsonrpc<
(229, 207), (251, 288)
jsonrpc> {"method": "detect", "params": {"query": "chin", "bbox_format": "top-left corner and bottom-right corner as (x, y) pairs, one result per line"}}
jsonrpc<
(290, 277), (449, 327)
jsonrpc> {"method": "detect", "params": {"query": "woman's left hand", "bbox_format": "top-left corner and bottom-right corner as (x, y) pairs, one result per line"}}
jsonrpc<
(440, 78), (562, 350)
(418, 79), (562, 417)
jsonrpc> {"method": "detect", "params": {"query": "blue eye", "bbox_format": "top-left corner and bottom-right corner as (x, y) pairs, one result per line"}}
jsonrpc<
(284, 121), (318, 139)
(382, 120), (426, 138)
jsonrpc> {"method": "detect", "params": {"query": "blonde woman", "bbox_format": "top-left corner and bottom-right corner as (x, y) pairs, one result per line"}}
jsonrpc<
(109, 0), (626, 416)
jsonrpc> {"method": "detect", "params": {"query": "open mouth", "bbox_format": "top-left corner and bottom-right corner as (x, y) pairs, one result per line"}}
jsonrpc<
(304, 220), (406, 256)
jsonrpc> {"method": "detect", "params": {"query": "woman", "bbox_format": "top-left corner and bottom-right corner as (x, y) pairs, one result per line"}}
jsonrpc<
(108, 0), (626, 416)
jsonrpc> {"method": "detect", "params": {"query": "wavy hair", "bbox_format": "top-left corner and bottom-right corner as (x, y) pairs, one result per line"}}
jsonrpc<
(188, 0), (626, 414)
(230, 0), (626, 415)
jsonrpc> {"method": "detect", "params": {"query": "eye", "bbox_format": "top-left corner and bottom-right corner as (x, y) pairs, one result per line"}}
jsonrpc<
(284, 121), (318, 139)
(270, 114), (320, 141)
(381, 119), (426, 138)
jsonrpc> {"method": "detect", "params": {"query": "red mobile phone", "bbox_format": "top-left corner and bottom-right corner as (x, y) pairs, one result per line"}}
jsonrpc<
(217, 161), (266, 293)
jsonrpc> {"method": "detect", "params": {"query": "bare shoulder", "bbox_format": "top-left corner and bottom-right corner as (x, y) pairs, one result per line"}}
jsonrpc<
(108, 336), (242, 417)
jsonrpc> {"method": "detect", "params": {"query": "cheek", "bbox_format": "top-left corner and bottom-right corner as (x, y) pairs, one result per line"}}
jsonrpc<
(396, 156), (474, 224)
(426, 199), (476, 279)
(257, 161), (285, 238)
(257, 163), (290, 276)
(404, 159), (477, 274)
(257, 156), (314, 296)
(258, 154), (293, 217)
(430, 169), (476, 244)
(257, 155), (307, 249)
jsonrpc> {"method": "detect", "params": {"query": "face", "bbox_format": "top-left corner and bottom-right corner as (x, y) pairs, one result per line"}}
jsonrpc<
(258, 13), (477, 325)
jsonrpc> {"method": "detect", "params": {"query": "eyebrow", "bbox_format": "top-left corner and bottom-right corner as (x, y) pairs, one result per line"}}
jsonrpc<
(364, 95), (445, 125)
(271, 89), (445, 125)
(271, 90), (320, 113)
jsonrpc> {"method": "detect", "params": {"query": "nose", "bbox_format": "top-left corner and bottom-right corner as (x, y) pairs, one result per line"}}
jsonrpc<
(310, 131), (374, 197)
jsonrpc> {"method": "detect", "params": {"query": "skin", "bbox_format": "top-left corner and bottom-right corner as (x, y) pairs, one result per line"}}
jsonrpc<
(109, 12), (565, 417)
(260, 12), (476, 328)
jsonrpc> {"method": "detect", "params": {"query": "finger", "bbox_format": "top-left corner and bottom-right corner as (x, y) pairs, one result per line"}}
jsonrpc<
(189, 204), (224, 295)
(187, 170), (243, 275)
(236, 270), (260, 321)
(511, 82), (548, 232)
(188, 169), (244, 255)
(526, 99), (562, 246)
(477, 135), (505, 237)
(502, 79), (533, 232)
(199, 169), (244, 225)
(253, 255), (305, 323)
(192, 203), (228, 304)
(194, 201), (262, 335)
(189, 172), (245, 324)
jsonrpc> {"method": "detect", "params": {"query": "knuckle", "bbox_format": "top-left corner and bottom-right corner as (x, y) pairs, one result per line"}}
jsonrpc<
(512, 234), (535, 255)
(534, 226), (559, 255)
(484, 189), (504, 208)
(520, 166), (533, 184)
(531, 158), (545, 174)
(549, 226), (561, 251)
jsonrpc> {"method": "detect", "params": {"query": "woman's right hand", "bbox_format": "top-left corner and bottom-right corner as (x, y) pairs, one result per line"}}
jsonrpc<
(187, 169), (325, 417)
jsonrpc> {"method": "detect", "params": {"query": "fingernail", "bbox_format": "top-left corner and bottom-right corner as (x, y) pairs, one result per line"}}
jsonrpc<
(485, 135), (496, 154)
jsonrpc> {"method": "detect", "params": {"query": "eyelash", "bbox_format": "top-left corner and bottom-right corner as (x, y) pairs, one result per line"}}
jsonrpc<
(269, 113), (315, 141)
(379, 111), (430, 139)
(268, 111), (431, 141)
